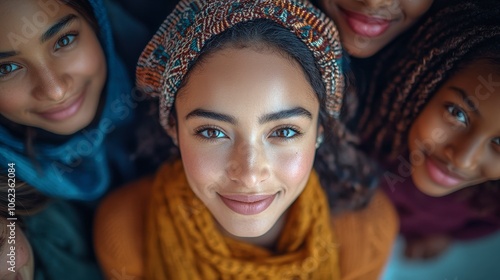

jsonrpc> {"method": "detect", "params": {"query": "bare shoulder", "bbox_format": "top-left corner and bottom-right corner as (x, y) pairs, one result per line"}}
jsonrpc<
(94, 176), (154, 279)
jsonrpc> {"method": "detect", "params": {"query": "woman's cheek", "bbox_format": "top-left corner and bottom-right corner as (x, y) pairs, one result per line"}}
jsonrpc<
(273, 148), (316, 183)
(180, 142), (231, 186)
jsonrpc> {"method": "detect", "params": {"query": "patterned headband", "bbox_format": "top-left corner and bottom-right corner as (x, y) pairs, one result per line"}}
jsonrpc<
(136, 0), (344, 130)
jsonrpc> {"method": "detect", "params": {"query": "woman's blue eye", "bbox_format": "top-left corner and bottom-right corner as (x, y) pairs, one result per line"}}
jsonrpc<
(0, 63), (21, 77)
(55, 34), (77, 50)
(198, 128), (226, 139)
(271, 128), (298, 138)
(446, 104), (468, 124)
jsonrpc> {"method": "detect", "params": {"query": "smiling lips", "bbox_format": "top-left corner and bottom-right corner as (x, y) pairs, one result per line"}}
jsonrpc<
(340, 8), (392, 37)
(37, 92), (85, 121)
(219, 194), (277, 215)
(425, 156), (467, 188)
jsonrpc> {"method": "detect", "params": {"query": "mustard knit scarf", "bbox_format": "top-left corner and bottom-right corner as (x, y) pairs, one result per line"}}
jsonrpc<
(146, 160), (340, 279)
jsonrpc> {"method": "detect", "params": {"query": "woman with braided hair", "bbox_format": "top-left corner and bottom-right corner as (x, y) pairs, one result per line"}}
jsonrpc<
(358, 0), (500, 263)
(94, 0), (398, 279)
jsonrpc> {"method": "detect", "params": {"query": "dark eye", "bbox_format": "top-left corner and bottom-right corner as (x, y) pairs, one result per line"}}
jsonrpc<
(55, 34), (77, 50)
(445, 104), (468, 124)
(198, 128), (227, 139)
(0, 63), (21, 77)
(270, 127), (299, 138)
(493, 137), (500, 146)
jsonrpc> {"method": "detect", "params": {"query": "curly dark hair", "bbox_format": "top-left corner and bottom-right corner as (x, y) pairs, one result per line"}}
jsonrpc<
(358, 0), (500, 212)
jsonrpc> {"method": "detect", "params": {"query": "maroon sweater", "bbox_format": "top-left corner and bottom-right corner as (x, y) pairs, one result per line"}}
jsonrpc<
(381, 163), (500, 240)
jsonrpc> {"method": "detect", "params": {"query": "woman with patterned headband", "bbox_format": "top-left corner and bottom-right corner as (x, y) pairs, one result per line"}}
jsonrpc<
(94, 0), (397, 279)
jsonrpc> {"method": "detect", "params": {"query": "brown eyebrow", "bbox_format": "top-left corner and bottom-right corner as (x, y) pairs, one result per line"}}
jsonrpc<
(41, 14), (78, 43)
(0, 51), (18, 60)
(185, 107), (313, 125)
(258, 107), (312, 124)
(186, 109), (237, 125)
(449, 86), (481, 117)
(0, 15), (77, 58)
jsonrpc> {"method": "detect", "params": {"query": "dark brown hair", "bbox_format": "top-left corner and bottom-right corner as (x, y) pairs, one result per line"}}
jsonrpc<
(359, 0), (500, 159)
(358, 0), (500, 211)
(0, 174), (50, 218)
(60, 0), (99, 33)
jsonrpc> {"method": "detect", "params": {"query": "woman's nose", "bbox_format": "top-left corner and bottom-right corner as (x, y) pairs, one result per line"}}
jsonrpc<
(443, 136), (484, 171)
(31, 64), (69, 102)
(226, 141), (271, 188)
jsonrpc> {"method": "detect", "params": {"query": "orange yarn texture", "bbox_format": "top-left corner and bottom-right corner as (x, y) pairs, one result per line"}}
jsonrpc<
(94, 163), (398, 280)
(146, 160), (341, 279)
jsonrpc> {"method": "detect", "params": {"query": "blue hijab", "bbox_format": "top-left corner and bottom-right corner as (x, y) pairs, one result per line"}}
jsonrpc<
(0, 0), (136, 201)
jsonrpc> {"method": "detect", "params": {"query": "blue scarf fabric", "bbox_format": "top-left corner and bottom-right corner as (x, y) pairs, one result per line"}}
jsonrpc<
(0, 0), (135, 201)
(24, 200), (104, 280)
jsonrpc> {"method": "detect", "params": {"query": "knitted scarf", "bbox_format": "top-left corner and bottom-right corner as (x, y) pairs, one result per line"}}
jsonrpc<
(146, 160), (340, 279)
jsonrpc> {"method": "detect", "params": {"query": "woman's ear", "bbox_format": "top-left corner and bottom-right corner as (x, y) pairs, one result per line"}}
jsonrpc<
(316, 125), (324, 149)
(165, 113), (179, 146)
(166, 122), (179, 146)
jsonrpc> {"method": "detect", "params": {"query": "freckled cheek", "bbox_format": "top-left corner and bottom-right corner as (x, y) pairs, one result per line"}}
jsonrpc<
(180, 142), (230, 188)
(273, 149), (316, 185)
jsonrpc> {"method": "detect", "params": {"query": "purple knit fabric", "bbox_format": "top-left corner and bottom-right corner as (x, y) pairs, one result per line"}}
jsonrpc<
(381, 161), (500, 240)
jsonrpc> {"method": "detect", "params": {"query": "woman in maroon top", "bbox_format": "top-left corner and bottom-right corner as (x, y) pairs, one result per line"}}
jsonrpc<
(358, 0), (500, 259)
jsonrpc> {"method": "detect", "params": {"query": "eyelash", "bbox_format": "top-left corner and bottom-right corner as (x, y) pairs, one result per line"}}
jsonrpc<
(444, 103), (469, 126)
(0, 62), (22, 79)
(269, 125), (303, 141)
(493, 138), (500, 146)
(443, 103), (500, 150)
(54, 32), (78, 51)
(0, 32), (79, 80)
(193, 125), (304, 142)
(194, 125), (228, 141)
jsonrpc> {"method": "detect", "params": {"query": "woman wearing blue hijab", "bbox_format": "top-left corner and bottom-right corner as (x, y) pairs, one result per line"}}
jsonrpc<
(0, 0), (151, 278)
(0, 0), (141, 201)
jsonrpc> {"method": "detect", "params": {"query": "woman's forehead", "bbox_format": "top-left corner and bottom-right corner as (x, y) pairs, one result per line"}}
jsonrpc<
(176, 47), (319, 117)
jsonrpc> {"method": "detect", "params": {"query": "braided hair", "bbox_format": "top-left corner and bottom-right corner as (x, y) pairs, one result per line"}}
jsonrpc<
(359, 0), (500, 159)
(358, 0), (500, 213)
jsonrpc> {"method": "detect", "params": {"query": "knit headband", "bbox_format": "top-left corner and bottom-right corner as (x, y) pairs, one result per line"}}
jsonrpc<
(136, 0), (344, 130)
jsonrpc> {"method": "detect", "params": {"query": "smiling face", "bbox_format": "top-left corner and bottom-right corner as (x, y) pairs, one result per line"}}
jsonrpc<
(0, 219), (34, 280)
(169, 46), (320, 239)
(0, 0), (106, 135)
(318, 0), (433, 58)
(408, 60), (500, 196)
